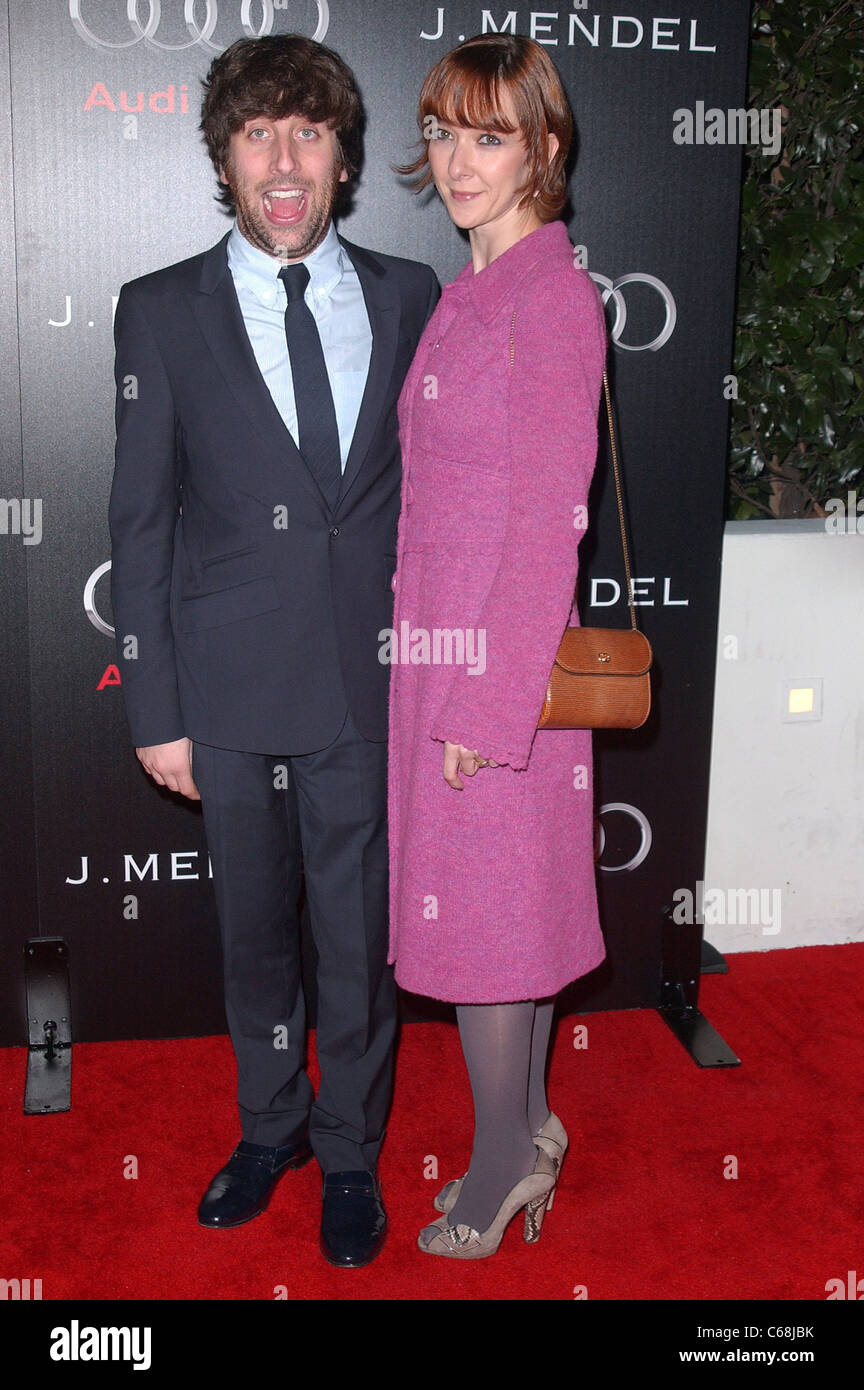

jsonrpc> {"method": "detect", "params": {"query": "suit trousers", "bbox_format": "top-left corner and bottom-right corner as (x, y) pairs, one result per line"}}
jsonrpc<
(192, 707), (396, 1173)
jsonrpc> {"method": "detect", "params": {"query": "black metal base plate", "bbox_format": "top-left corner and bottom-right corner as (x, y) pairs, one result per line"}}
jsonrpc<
(658, 1004), (741, 1068)
(700, 938), (729, 974)
(24, 937), (72, 1114)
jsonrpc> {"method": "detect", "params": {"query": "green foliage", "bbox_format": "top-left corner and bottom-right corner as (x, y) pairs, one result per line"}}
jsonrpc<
(729, 0), (864, 518)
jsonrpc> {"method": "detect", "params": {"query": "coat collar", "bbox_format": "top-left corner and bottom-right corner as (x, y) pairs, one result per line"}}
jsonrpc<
(443, 219), (573, 323)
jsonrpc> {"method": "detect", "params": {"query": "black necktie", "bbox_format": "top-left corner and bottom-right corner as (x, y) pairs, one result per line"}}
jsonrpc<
(278, 262), (342, 509)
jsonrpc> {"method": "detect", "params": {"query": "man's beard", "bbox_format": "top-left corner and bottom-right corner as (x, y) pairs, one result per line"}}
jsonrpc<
(226, 158), (342, 261)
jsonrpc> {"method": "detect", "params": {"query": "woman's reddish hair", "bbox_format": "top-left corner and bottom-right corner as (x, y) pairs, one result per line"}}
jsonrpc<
(399, 33), (573, 221)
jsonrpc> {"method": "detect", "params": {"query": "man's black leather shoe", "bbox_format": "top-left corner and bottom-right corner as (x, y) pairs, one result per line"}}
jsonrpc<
(319, 1170), (387, 1267)
(198, 1136), (313, 1228)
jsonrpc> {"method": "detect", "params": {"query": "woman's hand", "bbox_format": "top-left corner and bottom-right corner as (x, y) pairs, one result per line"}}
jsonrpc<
(442, 740), (499, 790)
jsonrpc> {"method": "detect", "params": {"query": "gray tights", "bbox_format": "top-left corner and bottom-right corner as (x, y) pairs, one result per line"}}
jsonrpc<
(444, 998), (555, 1234)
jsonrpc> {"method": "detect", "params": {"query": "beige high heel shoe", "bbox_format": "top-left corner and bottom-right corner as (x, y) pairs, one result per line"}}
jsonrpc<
(433, 1112), (569, 1214)
(418, 1169), (555, 1259)
(524, 1141), (558, 1239)
(531, 1111), (568, 1213)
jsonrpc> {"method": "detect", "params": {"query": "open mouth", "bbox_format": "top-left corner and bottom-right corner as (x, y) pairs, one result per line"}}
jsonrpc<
(262, 188), (308, 226)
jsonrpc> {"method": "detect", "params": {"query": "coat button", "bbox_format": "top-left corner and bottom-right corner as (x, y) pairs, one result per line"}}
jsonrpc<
(329, 526), (340, 537)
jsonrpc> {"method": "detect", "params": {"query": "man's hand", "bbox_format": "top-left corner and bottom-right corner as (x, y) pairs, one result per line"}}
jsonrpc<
(136, 737), (200, 801)
(442, 740), (499, 790)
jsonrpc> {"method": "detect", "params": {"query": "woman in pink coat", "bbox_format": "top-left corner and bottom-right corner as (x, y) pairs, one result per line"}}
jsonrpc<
(388, 33), (608, 1258)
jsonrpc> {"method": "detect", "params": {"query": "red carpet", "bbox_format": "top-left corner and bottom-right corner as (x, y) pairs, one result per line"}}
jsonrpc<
(1, 943), (862, 1301)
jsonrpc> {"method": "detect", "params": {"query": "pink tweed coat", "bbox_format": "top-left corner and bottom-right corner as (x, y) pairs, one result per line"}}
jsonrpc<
(387, 219), (608, 1003)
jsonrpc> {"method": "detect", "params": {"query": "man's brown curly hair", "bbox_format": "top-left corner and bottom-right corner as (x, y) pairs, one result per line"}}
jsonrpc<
(200, 34), (364, 213)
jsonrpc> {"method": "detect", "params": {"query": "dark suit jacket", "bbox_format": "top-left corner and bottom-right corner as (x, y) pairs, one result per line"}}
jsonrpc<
(109, 229), (439, 754)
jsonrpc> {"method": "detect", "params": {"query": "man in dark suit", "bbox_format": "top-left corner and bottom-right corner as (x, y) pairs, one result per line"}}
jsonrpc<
(109, 34), (438, 1267)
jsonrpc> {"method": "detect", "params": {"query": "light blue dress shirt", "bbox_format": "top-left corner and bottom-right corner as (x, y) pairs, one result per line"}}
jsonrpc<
(226, 219), (372, 471)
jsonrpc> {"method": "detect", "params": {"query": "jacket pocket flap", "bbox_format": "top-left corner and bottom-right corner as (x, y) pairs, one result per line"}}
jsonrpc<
(175, 576), (280, 633)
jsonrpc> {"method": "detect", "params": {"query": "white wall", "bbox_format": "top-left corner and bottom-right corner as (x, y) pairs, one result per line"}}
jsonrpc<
(703, 519), (864, 952)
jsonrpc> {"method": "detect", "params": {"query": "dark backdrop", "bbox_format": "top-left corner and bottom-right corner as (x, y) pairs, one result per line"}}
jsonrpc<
(0, 0), (751, 1044)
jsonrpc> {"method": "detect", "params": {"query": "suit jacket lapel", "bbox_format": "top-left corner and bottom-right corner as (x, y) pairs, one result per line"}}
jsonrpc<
(336, 236), (400, 508)
(188, 232), (333, 514)
(188, 231), (401, 516)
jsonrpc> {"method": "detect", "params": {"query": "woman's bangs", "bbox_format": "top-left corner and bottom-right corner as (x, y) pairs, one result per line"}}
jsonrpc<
(422, 64), (518, 134)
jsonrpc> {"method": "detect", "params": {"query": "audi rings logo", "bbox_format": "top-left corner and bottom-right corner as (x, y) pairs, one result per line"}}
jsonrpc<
(596, 803), (652, 872)
(84, 560), (114, 638)
(69, 1), (330, 51)
(590, 272), (677, 352)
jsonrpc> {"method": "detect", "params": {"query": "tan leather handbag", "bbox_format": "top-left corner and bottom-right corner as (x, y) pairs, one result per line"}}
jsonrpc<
(536, 372), (653, 731)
